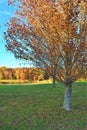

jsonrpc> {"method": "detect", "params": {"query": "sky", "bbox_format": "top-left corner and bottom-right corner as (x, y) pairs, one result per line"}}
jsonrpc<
(0, 0), (30, 68)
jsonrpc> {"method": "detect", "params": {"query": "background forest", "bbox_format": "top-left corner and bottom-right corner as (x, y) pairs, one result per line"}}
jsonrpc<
(0, 67), (50, 83)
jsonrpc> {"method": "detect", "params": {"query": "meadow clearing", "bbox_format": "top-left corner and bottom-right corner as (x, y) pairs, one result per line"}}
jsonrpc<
(0, 82), (87, 130)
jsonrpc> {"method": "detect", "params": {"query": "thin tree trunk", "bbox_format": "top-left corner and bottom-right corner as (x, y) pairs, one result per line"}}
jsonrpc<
(52, 76), (56, 88)
(52, 67), (56, 88)
(63, 83), (72, 111)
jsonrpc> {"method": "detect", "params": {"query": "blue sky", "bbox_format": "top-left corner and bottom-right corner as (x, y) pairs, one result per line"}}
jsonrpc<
(0, 0), (30, 68)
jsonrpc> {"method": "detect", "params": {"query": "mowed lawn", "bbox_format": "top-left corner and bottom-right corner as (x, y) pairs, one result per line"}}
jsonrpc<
(0, 82), (87, 130)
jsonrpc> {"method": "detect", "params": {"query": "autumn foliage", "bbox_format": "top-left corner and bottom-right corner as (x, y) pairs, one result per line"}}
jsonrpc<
(5, 0), (87, 110)
(0, 67), (48, 82)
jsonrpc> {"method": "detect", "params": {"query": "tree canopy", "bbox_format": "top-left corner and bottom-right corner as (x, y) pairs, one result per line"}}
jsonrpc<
(5, 0), (87, 82)
(5, 0), (87, 110)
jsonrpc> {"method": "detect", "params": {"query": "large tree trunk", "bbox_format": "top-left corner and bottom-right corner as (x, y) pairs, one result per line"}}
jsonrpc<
(63, 83), (72, 111)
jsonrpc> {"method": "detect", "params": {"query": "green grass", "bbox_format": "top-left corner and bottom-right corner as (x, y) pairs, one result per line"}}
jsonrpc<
(0, 82), (87, 130)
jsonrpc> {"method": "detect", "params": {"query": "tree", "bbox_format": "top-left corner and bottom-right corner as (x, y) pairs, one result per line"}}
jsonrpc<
(5, 0), (87, 110)
(0, 66), (7, 79)
(0, 69), (3, 80)
(15, 68), (20, 80)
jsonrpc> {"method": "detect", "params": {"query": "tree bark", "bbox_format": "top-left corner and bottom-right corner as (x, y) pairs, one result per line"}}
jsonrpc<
(52, 67), (56, 88)
(52, 76), (56, 88)
(63, 83), (72, 111)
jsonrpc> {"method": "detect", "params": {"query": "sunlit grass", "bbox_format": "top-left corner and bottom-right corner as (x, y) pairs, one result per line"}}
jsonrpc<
(0, 82), (87, 130)
(0, 78), (86, 84)
(0, 79), (52, 84)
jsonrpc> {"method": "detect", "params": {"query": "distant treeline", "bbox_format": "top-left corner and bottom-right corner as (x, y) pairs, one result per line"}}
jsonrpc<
(0, 67), (50, 81)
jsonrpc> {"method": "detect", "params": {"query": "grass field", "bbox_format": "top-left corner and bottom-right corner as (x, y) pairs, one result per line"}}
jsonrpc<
(0, 82), (87, 130)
